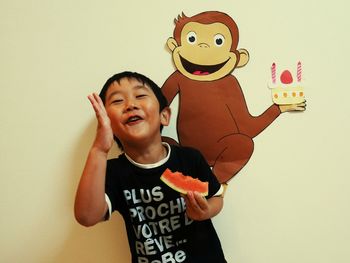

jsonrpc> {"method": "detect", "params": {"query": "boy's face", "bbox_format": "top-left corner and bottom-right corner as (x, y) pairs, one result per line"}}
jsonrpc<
(104, 78), (170, 148)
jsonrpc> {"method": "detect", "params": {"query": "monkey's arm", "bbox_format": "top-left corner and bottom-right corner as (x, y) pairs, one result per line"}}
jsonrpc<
(228, 78), (281, 138)
(239, 99), (306, 136)
(161, 71), (181, 104)
(242, 104), (281, 137)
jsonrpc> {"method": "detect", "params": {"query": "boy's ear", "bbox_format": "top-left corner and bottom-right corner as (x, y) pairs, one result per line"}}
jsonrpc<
(160, 107), (171, 126)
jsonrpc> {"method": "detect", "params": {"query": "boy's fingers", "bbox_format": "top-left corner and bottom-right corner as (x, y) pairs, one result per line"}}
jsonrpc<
(183, 192), (194, 208)
(186, 191), (206, 211)
(193, 192), (208, 210)
(187, 191), (196, 204)
(88, 93), (107, 118)
(95, 93), (108, 116)
(88, 93), (99, 107)
(93, 93), (104, 107)
(87, 94), (95, 106)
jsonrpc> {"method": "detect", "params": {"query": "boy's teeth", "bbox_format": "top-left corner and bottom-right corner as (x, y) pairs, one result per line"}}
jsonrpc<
(128, 116), (141, 123)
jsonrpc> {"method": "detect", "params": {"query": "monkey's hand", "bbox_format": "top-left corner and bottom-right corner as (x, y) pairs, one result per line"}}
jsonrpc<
(279, 101), (306, 113)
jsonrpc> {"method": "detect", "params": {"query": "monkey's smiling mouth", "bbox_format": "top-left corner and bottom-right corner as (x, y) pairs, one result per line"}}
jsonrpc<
(180, 55), (229, 75)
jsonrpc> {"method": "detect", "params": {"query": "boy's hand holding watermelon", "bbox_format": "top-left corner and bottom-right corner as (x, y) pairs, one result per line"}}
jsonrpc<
(161, 168), (223, 221)
(183, 191), (223, 221)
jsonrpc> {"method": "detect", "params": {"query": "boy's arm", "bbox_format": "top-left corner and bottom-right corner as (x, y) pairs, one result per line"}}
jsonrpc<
(74, 93), (114, 227)
(184, 191), (224, 221)
(75, 148), (109, 226)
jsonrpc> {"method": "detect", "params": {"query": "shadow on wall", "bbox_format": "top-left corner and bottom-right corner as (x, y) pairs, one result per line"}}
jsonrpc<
(54, 118), (130, 263)
(54, 215), (130, 263)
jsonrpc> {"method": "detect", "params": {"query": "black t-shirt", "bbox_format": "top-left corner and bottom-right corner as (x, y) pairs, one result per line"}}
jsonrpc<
(105, 144), (226, 263)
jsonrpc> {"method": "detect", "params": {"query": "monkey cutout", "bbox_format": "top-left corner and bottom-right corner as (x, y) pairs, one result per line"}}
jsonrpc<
(161, 11), (305, 183)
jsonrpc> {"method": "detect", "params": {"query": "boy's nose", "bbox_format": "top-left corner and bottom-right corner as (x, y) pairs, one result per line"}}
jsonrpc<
(125, 99), (138, 112)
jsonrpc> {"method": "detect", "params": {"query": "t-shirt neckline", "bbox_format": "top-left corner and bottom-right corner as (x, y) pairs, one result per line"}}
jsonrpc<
(124, 143), (171, 169)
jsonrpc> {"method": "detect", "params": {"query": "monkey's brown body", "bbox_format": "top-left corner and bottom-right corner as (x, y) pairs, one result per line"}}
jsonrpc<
(162, 71), (280, 183)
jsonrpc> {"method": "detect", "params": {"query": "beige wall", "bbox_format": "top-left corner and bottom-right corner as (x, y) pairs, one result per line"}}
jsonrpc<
(1, 0), (349, 262)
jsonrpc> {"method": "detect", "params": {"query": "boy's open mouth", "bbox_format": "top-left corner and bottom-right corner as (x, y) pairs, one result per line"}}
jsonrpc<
(126, 115), (143, 124)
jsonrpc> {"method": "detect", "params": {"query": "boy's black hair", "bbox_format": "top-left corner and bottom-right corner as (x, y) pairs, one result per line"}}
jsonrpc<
(99, 71), (169, 149)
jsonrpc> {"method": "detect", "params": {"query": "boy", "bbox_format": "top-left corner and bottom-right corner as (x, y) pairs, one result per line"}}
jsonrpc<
(74, 71), (226, 262)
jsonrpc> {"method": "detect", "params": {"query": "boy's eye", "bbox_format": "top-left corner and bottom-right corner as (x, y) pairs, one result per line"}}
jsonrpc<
(136, 94), (147, 99)
(111, 99), (123, 104)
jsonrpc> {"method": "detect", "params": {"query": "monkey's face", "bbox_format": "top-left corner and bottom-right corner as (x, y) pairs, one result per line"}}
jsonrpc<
(169, 22), (238, 81)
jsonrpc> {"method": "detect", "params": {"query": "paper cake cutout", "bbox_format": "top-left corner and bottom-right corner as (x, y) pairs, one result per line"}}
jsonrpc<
(269, 62), (305, 105)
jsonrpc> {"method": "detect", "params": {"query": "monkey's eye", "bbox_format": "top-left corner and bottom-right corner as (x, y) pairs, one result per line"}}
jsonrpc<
(214, 34), (225, 47)
(186, 32), (197, 45)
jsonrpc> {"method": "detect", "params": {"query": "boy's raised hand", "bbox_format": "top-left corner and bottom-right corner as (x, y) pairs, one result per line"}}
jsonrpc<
(88, 93), (114, 154)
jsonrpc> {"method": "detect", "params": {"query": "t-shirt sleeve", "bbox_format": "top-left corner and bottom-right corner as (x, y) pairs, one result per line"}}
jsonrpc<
(192, 149), (221, 198)
(104, 159), (120, 220)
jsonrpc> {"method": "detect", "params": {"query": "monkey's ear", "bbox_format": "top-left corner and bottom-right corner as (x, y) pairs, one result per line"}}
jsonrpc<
(166, 37), (178, 52)
(236, 48), (250, 68)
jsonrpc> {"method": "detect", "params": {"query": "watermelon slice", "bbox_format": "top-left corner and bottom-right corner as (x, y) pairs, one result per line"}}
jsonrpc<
(160, 168), (208, 196)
